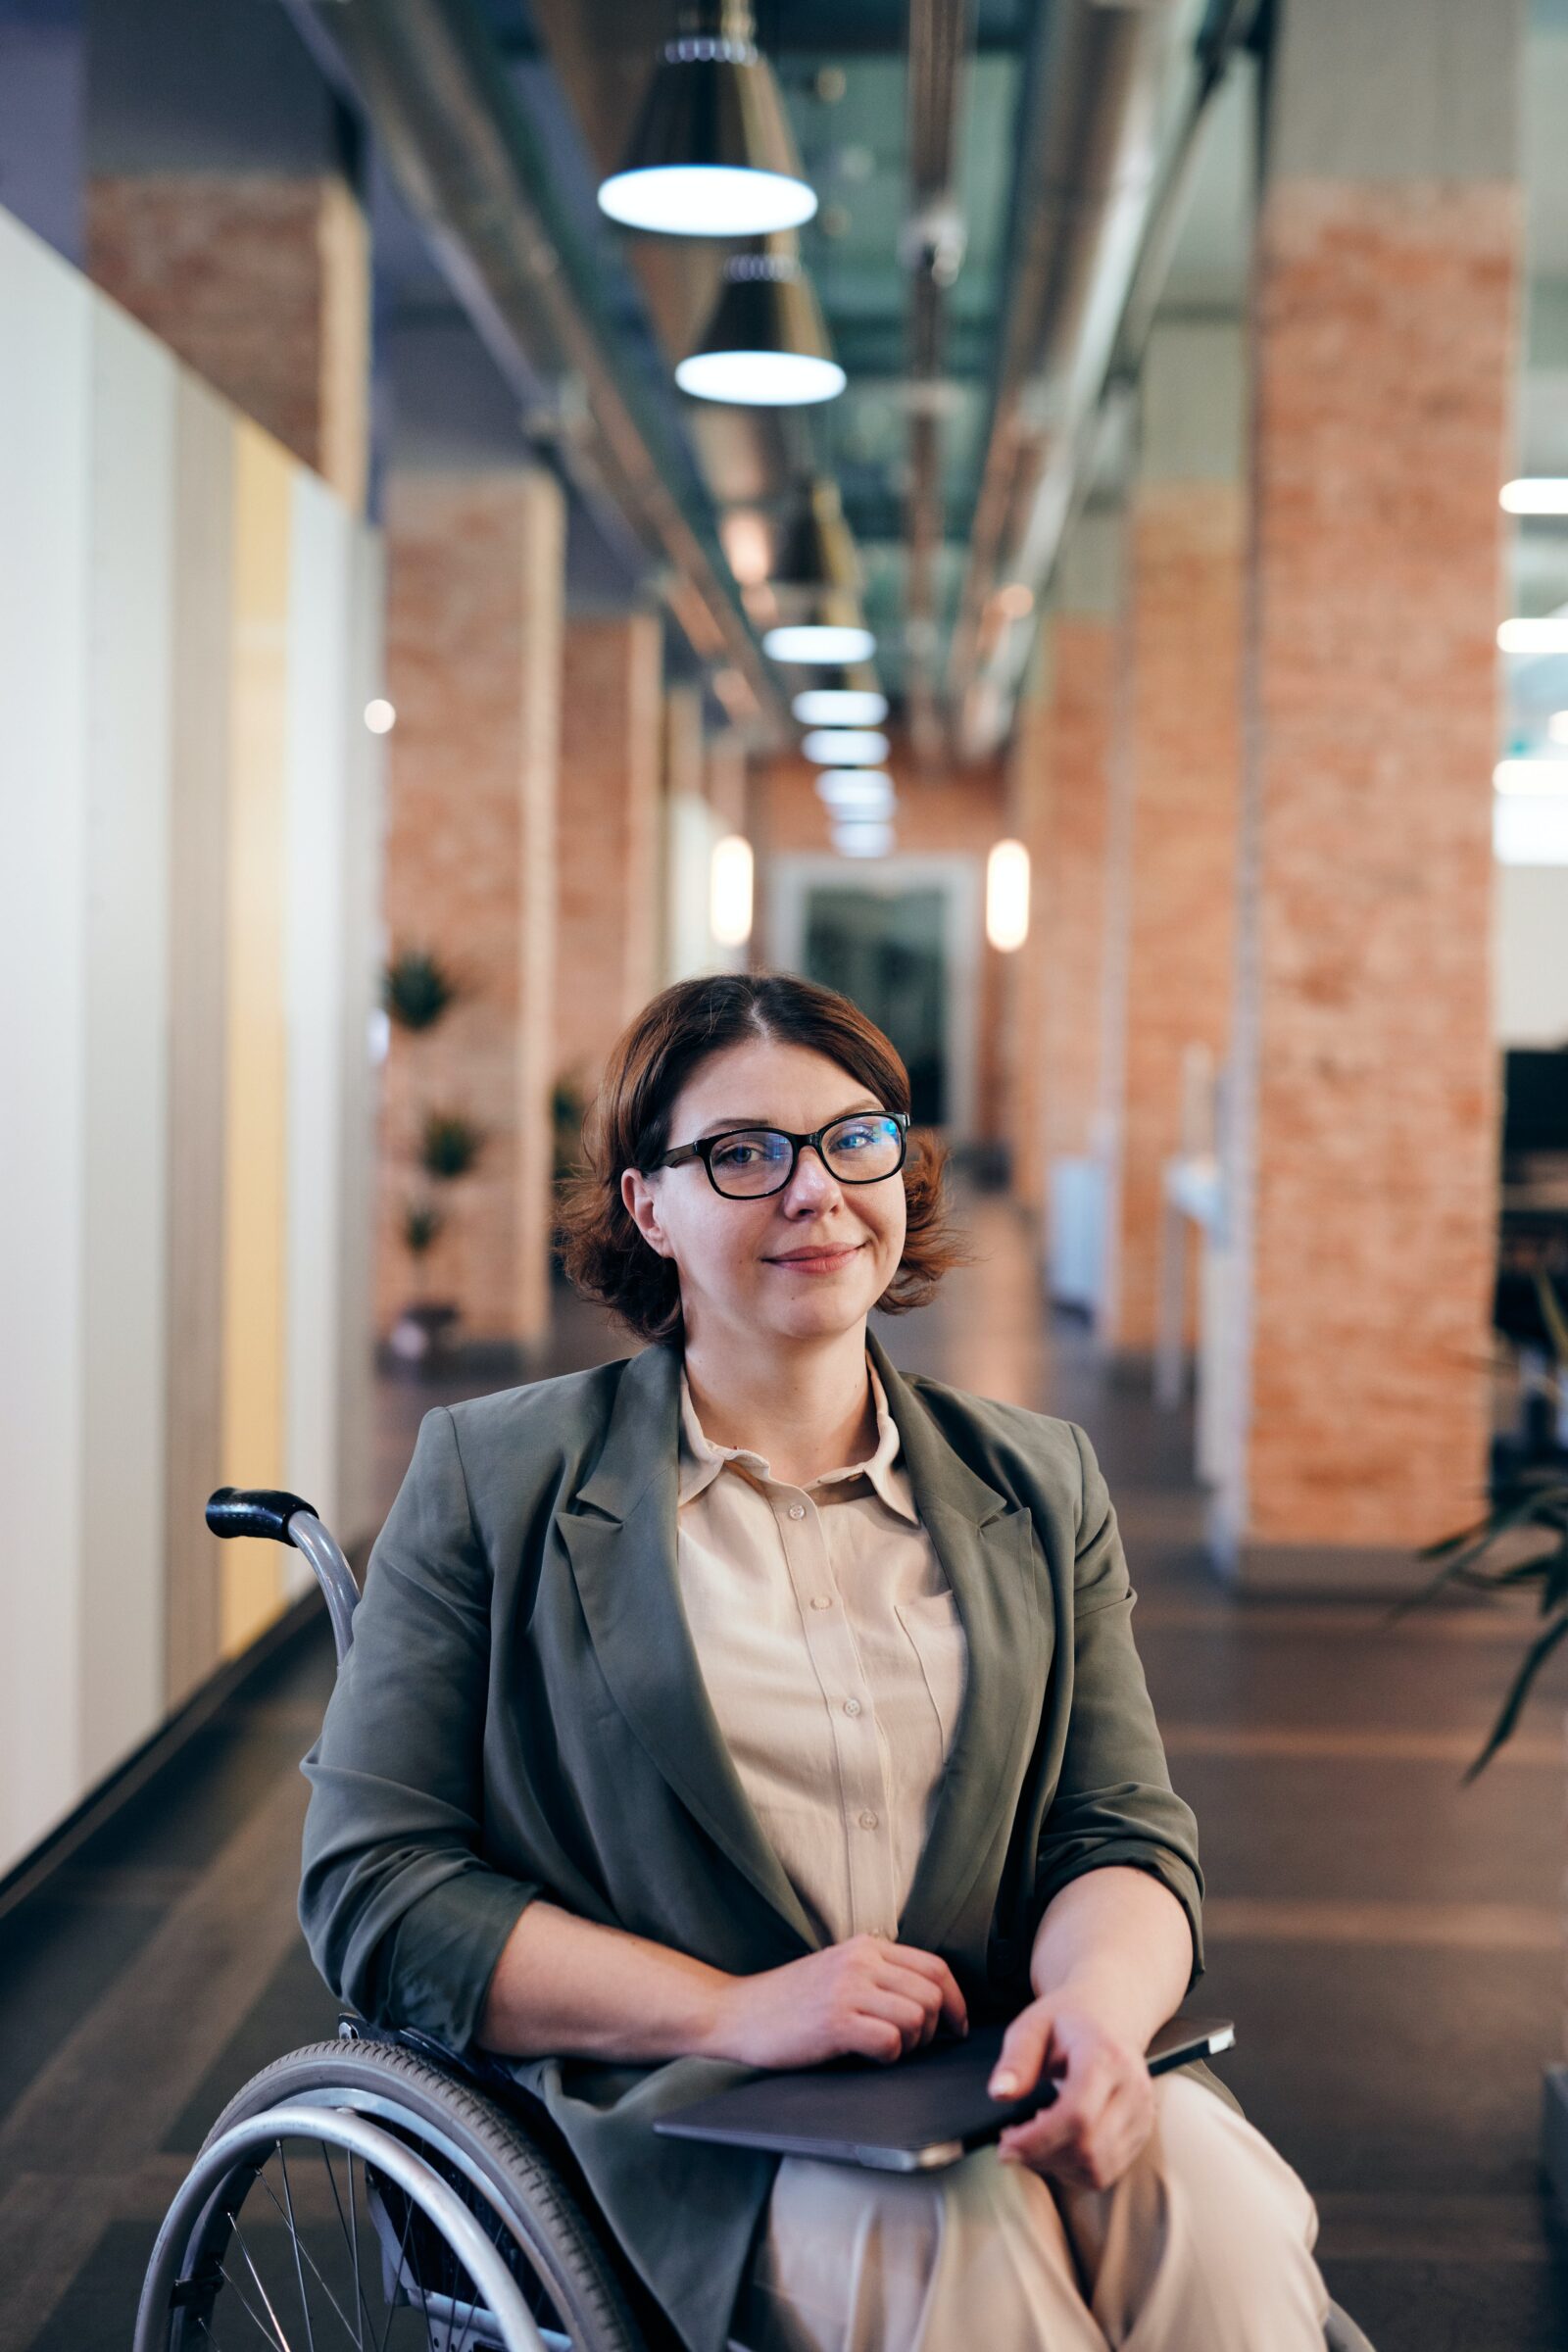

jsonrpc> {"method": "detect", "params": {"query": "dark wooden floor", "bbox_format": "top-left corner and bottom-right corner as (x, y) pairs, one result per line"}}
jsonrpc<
(3, 1192), (1567, 2348)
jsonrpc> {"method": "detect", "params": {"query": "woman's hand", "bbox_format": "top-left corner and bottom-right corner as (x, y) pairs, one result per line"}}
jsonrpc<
(987, 1983), (1156, 2191)
(707, 1932), (968, 2070)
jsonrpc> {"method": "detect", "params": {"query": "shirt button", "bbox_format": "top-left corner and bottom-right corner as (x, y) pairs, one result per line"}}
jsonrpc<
(858, 1809), (879, 1831)
(843, 1698), (862, 1717)
(809, 1594), (832, 1610)
(787, 1503), (806, 1521)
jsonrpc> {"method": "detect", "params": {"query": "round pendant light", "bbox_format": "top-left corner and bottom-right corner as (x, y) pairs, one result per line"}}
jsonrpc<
(598, 5), (816, 238)
(802, 728), (891, 766)
(763, 621), (876, 664)
(676, 247), (845, 408)
(793, 686), (889, 727)
(815, 768), (895, 814)
(774, 478), (859, 596)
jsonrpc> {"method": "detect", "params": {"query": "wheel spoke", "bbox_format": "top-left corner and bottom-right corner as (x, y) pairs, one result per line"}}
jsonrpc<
(372, 2178), (418, 2352)
(219, 2252), (291, 2352)
(277, 2148), (318, 2352)
(318, 2142), (370, 2350)
(234, 2222), (297, 2352)
(255, 2156), (363, 2346)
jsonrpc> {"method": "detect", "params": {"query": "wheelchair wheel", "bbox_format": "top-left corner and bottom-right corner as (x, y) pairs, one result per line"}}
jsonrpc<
(135, 2039), (647, 2352)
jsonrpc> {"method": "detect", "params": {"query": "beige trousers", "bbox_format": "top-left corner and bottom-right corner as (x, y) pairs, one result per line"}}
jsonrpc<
(726, 2075), (1330, 2352)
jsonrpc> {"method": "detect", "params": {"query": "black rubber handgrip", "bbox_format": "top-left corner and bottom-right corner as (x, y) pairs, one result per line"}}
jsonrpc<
(206, 1486), (318, 1545)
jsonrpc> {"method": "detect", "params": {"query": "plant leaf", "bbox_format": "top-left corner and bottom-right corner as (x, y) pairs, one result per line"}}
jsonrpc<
(1462, 1610), (1568, 1781)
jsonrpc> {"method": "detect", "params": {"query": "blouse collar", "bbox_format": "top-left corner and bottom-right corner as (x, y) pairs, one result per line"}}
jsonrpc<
(677, 1349), (919, 1524)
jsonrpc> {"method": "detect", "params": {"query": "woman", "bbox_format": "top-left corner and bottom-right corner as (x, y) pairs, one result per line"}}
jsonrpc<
(301, 972), (1330, 2352)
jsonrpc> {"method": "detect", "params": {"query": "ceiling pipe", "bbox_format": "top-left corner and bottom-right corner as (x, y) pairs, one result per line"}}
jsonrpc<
(900, 0), (975, 764)
(286, 0), (789, 735)
(948, 0), (1258, 757)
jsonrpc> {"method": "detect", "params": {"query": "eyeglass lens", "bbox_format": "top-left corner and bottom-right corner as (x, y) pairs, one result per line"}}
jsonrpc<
(708, 1116), (904, 1197)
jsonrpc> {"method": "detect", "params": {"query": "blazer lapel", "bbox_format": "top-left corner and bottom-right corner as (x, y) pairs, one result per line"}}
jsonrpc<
(556, 1340), (821, 1952)
(865, 1331), (1047, 1954)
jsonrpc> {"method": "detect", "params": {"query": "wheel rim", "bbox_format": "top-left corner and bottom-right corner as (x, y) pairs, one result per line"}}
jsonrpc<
(135, 2102), (554, 2352)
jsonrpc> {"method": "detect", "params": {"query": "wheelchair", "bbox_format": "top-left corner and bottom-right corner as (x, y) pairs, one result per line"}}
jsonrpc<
(134, 1486), (1377, 2352)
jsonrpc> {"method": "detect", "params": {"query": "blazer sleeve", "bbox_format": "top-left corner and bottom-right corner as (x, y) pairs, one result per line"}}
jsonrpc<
(298, 1403), (541, 2049)
(1029, 1421), (1206, 1991)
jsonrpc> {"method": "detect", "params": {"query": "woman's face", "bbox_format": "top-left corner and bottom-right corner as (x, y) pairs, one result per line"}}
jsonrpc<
(621, 1038), (907, 1350)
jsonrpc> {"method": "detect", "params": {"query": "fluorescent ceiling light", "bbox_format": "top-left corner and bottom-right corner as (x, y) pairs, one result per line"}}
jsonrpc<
(801, 728), (891, 765)
(675, 350), (845, 406)
(600, 165), (815, 237)
(833, 821), (894, 858)
(710, 834), (754, 946)
(1499, 479), (1568, 514)
(763, 623), (876, 663)
(986, 839), (1030, 952)
(1497, 617), (1568, 653)
(1495, 796), (1568, 863)
(815, 769), (894, 813)
(793, 688), (888, 726)
(1494, 759), (1568, 795)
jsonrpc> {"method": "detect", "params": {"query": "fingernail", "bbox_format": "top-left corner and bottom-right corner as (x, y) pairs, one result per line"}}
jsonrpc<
(990, 2070), (1017, 2096)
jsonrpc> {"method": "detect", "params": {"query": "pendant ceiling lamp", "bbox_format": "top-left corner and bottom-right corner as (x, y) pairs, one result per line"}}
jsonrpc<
(763, 620), (876, 664)
(598, 4), (816, 239)
(802, 728), (891, 767)
(774, 478), (859, 597)
(676, 241), (845, 407)
(793, 684), (890, 727)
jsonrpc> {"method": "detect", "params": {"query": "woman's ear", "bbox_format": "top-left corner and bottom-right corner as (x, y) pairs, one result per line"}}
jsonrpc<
(620, 1166), (673, 1259)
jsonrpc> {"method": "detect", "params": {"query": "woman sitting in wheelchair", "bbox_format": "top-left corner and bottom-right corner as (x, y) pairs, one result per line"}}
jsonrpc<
(300, 971), (1333, 2352)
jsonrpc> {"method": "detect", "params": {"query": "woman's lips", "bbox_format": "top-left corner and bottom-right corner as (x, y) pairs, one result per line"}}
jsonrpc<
(766, 1243), (865, 1274)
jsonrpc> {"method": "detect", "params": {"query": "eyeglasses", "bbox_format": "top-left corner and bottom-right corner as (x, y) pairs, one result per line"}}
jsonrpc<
(653, 1111), (911, 1200)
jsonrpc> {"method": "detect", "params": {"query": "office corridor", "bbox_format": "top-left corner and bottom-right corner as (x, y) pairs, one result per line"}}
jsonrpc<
(2, 1195), (1566, 2351)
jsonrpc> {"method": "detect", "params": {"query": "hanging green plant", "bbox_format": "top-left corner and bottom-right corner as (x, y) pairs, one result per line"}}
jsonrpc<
(403, 1200), (444, 1256)
(385, 948), (459, 1031)
(420, 1110), (484, 1181)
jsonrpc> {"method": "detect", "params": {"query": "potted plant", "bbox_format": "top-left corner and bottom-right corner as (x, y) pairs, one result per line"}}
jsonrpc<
(384, 946), (461, 1032)
(1392, 1270), (1568, 2216)
(387, 1200), (460, 1364)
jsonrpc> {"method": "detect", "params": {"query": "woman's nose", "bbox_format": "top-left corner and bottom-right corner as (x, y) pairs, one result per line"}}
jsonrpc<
(782, 1147), (839, 1206)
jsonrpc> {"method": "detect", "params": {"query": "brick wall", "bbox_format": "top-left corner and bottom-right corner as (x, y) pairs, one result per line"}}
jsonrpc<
(556, 612), (663, 1104)
(376, 471), (563, 1347)
(86, 173), (368, 509)
(1040, 617), (1115, 1168)
(1102, 483), (1244, 1351)
(1225, 179), (1517, 1554)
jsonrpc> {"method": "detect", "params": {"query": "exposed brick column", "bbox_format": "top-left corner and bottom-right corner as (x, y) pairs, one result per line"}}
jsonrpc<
(556, 612), (663, 1097)
(1100, 323), (1245, 1356)
(1004, 658), (1053, 1221)
(86, 172), (368, 508)
(376, 469), (564, 1351)
(1036, 515), (1119, 1304)
(1214, 0), (1521, 1580)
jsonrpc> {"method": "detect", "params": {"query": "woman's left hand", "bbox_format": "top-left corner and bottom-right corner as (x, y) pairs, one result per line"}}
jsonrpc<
(986, 1984), (1156, 2191)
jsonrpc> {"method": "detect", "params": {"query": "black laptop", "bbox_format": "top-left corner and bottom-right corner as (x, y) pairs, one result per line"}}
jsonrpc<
(656, 2015), (1235, 2174)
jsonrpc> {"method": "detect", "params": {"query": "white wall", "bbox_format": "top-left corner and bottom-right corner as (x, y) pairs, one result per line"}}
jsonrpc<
(1494, 860), (1568, 1046)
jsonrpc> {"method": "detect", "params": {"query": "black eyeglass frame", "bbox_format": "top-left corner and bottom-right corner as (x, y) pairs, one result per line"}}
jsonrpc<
(651, 1110), (911, 1199)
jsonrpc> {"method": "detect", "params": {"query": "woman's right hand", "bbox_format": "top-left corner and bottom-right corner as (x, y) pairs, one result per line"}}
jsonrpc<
(706, 1933), (968, 2070)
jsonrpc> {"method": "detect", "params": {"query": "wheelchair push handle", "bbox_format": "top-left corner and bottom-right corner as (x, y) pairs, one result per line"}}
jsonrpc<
(206, 1486), (318, 1544)
(206, 1486), (362, 1666)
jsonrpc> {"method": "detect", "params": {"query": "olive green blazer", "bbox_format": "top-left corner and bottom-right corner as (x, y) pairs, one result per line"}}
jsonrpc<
(299, 1328), (1238, 2352)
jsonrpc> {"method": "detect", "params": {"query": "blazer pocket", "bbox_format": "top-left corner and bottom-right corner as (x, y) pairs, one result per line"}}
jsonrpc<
(894, 1590), (968, 1750)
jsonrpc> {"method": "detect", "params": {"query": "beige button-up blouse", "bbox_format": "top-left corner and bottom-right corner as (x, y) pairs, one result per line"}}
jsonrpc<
(675, 1352), (969, 1948)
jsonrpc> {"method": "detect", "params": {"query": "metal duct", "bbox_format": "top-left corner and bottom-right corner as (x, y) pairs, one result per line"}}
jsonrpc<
(293, 0), (788, 732)
(901, 0), (975, 761)
(948, 0), (1256, 755)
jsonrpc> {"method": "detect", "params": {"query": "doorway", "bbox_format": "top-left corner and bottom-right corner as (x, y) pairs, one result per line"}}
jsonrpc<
(766, 855), (982, 1142)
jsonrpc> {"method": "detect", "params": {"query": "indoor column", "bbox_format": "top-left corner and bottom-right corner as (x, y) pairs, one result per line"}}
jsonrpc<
(1214, 0), (1521, 1580)
(377, 467), (564, 1354)
(1099, 321), (1246, 1357)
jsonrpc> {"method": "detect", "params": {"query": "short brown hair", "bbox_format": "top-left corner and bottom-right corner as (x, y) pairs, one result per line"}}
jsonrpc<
(556, 972), (973, 1345)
